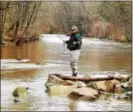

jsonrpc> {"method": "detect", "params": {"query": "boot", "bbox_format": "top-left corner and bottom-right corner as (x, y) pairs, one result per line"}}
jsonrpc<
(72, 72), (77, 77)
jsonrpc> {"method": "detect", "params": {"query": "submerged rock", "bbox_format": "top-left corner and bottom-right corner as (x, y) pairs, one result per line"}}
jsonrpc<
(12, 86), (29, 102)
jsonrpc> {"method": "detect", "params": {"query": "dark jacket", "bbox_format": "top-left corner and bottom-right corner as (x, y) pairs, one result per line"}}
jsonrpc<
(66, 32), (82, 51)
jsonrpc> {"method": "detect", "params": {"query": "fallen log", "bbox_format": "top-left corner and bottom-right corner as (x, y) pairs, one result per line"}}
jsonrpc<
(53, 74), (122, 83)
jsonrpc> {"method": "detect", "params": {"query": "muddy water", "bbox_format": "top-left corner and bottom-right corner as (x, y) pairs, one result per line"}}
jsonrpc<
(1, 34), (132, 111)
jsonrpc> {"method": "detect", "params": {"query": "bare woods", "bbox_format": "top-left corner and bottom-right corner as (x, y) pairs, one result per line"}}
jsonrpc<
(0, 1), (132, 44)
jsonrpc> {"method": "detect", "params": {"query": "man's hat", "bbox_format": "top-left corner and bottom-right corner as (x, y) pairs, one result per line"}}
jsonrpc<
(71, 26), (78, 30)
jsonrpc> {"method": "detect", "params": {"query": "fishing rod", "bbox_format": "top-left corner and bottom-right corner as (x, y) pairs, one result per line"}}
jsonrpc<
(57, 35), (66, 43)
(57, 35), (67, 52)
(40, 34), (66, 42)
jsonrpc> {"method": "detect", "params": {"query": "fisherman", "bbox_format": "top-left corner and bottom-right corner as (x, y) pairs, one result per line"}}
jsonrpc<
(64, 26), (82, 76)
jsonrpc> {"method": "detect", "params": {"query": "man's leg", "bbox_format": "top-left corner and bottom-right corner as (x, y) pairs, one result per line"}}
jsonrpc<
(70, 50), (80, 76)
(70, 61), (77, 76)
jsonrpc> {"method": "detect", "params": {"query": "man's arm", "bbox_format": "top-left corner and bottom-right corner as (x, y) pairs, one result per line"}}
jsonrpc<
(75, 34), (82, 45)
(65, 32), (71, 36)
(65, 40), (69, 44)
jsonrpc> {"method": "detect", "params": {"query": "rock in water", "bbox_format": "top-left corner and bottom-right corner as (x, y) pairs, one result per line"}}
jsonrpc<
(68, 87), (99, 100)
(12, 87), (29, 102)
(45, 74), (74, 90)
(48, 85), (76, 96)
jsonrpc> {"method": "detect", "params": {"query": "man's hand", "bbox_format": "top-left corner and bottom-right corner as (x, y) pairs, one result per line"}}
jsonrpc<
(63, 40), (66, 45)
(73, 42), (77, 45)
(76, 41), (81, 45)
(73, 41), (81, 45)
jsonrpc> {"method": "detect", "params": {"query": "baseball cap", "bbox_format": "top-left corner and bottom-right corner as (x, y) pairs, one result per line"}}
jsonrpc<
(71, 26), (78, 30)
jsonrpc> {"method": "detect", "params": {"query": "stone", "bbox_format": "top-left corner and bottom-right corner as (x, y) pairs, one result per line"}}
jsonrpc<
(48, 85), (76, 96)
(87, 79), (121, 93)
(128, 78), (132, 86)
(87, 81), (107, 91)
(114, 84), (124, 94)
(86, 82), (96, 88)
(45, 74), (73, 90)
(105, 79), (121, 92)
(98, 92), (112, 100)
(12, 86), (29, 102)
(74, 81), (86, 88)
(12, 87), (29, 97)
(65, 80), (75, 85)
(108, 73), (123, 79)
(114, 92), (132, 101)
(121, 82), (132, 92)
(68, 87), (99, 100)
(119, 74), (131, 82)
(121, 82), (129, 88)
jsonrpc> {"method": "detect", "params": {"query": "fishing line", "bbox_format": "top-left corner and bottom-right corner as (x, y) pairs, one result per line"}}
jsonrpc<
(57, 35), (67, 53)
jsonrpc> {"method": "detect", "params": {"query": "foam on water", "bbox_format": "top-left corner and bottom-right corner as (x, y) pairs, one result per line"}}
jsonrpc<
(1, 59), (31, 63)
(1, 61), (63, 70)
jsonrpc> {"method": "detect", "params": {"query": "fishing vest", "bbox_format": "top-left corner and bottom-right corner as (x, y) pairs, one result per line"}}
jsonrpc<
(67, 33), (82, 51)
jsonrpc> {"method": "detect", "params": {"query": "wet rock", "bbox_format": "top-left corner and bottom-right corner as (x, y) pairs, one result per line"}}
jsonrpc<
(45, 75), (87, 96)
(108, 97), (121, 104)
(120, 74), (132, 82)
(105, 79), (121, 92)
(74, 81), (86, 88)
(87, 81), (107, 91)
(125, 74), (132, 82)
(121, 82), (129, 89)
(12, 86), (29, 102)
(65, 80), (75, 85)
(125, 91), (132, 99)
(86, 82), (96, 88)
(68, 87), (99, 101)
(87, 79), (121, 93)
(12, 87), (29, 97)
(45, 74), (131, 101)
(45, 74), (74, 91)
(113, 84), (124, 94)
(98, 92), (112, 100)
(48, 85), (76, 96)
(121, 82), (132, 92)
(128, 78), (132, 86)
(113, 92), (132, 101)
(108, 72), (123, 79)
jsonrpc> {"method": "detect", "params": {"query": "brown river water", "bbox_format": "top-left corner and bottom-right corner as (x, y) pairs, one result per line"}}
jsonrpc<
(1, 34), (132, 111)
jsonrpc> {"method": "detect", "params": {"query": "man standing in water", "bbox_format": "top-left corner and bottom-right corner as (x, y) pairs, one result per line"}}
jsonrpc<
(64, 26), (82, 76)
